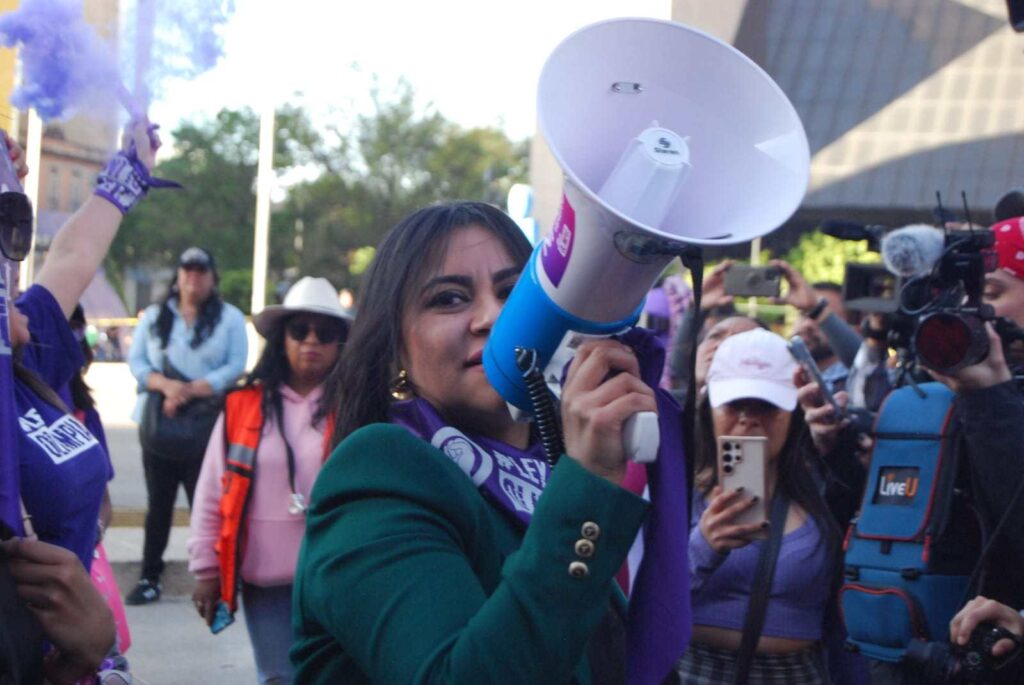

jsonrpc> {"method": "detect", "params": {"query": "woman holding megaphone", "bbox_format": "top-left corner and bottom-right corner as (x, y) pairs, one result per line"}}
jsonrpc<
(292, 202), (688, 684)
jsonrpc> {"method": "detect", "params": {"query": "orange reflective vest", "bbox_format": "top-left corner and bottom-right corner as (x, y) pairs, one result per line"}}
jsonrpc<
(216, 386), (264, 614)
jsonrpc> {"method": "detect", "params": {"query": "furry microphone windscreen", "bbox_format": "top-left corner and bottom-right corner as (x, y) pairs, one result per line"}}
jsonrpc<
(881, 224), (946, 277)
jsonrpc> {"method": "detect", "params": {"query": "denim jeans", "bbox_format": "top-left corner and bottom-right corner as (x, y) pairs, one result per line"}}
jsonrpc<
(242, 582), (295, 685)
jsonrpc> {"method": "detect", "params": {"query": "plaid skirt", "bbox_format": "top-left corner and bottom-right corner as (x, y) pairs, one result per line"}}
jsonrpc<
(674, 641), (829, 684)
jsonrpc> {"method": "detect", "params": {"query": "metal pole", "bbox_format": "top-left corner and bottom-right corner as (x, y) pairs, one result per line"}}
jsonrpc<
(249, 103), (275, 362)
(747, 236), (762, 317)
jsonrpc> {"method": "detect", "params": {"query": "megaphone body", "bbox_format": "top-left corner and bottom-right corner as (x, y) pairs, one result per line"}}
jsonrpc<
(483, 18), (810, 461)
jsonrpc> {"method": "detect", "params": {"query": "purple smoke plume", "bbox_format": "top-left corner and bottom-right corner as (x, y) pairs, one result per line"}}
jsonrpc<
(0, 0), (122, 120)
(0, 0), (234, 121)
(129, 0), (235, 111)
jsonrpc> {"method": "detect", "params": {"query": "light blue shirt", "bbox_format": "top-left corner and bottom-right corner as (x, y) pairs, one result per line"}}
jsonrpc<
(128, 298), (248, 423)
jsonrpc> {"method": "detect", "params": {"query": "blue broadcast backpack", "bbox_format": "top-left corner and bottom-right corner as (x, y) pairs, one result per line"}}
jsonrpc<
(839, 382), (983, 663)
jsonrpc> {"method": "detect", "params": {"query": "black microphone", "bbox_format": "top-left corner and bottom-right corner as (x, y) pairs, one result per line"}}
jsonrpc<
(820, 220), (888, 250)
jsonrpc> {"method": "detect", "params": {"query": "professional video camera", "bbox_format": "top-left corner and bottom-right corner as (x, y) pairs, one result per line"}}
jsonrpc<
(822, 205), (1024, 375)
(904, 622), (1022, 684)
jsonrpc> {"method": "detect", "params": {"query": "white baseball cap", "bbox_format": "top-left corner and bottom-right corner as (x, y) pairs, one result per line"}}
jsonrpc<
(707, 328), (798, 411)
(253, 276), (352, 337)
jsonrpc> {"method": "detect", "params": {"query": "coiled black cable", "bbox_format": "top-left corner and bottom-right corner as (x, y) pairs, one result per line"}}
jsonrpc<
(515, 346), (564, 467)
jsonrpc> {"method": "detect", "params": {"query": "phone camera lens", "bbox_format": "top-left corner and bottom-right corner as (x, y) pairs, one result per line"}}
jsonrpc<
(723, 464), (734, 474)
(723, 453), (733, 463)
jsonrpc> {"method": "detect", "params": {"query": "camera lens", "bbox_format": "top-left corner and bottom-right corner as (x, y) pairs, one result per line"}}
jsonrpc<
(723, 464), (734, 475)
(914, 312), (988, 373)
(723, 453), (733, 463)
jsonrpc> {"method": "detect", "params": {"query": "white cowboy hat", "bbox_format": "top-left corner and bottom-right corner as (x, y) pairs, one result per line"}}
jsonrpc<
(253, 276), (353, 337)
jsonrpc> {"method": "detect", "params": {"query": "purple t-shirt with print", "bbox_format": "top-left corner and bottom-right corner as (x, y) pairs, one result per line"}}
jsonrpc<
(0, 266), (21, 534)
(15, 285), (109, 570)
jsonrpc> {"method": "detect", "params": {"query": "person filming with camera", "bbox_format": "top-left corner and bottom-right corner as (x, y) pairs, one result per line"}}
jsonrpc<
(799, 217), (1024, 684)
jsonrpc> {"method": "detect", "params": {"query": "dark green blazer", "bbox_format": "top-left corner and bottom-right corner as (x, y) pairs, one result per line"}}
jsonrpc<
(291, 424), (649, 684)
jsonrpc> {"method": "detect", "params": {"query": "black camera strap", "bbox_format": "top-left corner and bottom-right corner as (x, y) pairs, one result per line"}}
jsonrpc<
(679, 247), (704, 523)
(733, 493), (790, 685)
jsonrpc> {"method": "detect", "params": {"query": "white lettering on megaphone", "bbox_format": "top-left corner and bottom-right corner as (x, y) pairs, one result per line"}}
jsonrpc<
(556, 223), (571, 256)
(540, 194), (575, 288)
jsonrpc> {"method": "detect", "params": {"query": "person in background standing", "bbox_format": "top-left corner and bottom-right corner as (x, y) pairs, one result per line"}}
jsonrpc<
(189, 277), (349, 685)
(125, 247), (247, 605)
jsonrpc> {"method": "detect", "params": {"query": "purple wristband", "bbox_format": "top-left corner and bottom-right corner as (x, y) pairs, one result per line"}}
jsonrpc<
(93, 150), (181, 214)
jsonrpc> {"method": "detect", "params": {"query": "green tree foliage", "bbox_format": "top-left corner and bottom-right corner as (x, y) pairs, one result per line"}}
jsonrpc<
(782, 230), (880, 285)
(275, 81), (529, 292)
(109, 81), (529, 310)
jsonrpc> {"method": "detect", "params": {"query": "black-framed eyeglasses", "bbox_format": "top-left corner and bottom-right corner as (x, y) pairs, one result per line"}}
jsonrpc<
(286, 320), (346, 344)
(0, 191), (33, 262)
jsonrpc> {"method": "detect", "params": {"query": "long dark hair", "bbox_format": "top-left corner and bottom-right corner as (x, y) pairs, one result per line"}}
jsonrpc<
(323, 201), (533, 447)
(244, 314), (344, 430)
(12, 354), (69, 415)
(693, 395), (841, 560)
(153, 256), (224, 350)
(68, 304), (95, 412)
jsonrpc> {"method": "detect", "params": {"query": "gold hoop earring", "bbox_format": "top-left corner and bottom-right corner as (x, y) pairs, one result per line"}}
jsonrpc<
(389, 369), (414, 401)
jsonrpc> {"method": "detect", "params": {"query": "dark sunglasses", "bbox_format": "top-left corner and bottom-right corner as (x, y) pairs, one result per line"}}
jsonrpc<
(286, 320), (346, 344)
(0, 191), (33, 262)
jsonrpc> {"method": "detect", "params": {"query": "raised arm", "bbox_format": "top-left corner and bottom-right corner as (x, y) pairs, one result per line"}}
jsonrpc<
(35, 121), (160, 318)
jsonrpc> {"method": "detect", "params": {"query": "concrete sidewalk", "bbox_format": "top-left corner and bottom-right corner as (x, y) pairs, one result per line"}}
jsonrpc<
(87, 363), (258, 683)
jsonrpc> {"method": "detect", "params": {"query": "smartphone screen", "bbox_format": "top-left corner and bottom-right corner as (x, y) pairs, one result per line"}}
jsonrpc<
(718, 435), (768, 535)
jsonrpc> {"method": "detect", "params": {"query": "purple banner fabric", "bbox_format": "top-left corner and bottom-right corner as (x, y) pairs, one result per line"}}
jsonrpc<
(0, 264), (24, 534)
(619, 327), (692, 685)
(390, 326), (691, 684)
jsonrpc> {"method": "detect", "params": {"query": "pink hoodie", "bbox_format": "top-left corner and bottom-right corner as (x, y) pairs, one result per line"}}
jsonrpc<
(188, 384), (326, 587)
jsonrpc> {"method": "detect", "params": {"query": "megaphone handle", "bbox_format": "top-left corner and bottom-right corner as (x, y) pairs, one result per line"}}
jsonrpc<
(624, 411), (659, 463)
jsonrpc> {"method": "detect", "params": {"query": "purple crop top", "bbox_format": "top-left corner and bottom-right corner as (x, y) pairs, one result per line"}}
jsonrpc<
(689, 494), (833, 640)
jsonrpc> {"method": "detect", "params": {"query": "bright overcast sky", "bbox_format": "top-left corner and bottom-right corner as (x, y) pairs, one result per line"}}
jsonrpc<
(148, 0), (671, 143)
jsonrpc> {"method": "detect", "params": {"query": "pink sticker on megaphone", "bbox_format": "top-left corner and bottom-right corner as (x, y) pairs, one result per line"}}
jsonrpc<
(541, 194), (575, 287)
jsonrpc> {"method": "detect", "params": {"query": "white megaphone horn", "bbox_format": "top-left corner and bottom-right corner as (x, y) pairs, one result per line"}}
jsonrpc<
(483, 18), (810, 462)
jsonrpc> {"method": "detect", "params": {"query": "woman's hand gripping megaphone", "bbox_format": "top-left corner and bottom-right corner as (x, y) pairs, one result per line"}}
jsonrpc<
(561, 339), (659, 481)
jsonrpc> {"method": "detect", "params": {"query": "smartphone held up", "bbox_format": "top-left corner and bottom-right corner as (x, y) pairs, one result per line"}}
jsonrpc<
(723, 264), (783, 298)
(718, 435), (769, 538)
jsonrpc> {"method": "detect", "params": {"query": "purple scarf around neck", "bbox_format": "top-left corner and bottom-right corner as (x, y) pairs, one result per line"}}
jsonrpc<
(389, 398), (551, 529)
(389, 327), (691, 684)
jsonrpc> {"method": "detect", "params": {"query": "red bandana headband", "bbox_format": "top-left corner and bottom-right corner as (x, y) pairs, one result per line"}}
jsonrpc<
(992, 217), (1024, 280)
